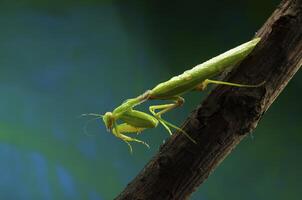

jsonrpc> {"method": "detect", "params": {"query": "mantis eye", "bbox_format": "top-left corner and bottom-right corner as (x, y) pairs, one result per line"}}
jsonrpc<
(103, 112), (114, 131)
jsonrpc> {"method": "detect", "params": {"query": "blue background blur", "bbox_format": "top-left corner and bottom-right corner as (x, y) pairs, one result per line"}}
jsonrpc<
(1, 1), (301, 200)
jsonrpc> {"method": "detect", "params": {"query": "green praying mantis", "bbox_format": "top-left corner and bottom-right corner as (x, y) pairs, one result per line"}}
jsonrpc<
(83, 37), (263, 153)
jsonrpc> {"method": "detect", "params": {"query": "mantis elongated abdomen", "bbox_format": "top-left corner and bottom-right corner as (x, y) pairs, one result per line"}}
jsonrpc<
(149, 38), (260, 99)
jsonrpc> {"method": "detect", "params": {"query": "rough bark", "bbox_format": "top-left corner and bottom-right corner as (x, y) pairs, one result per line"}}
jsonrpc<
(116, 0), (302, 199)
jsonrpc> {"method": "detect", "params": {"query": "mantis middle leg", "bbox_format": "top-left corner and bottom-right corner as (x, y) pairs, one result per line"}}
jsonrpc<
(149, 97), (196, 143)
(149, 96), (184, 134)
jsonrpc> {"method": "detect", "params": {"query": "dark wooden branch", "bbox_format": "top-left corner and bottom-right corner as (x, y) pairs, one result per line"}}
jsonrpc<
(115, 0), (302, 199)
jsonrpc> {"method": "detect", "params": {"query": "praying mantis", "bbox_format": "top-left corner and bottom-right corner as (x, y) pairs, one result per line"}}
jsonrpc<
(84, 37), (263, 153)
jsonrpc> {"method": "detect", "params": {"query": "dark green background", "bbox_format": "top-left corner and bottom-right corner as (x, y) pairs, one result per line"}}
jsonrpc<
(1, 0), (301, 199)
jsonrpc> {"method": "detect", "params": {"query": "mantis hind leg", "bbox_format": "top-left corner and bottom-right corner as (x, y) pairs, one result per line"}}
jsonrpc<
(195, 79), (265, 91)
(149, 97), (196, 143)
(112, 123), (150, 153)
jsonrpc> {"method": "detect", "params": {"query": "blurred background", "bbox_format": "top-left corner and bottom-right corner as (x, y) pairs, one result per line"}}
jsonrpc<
(0, 0), (301, 199)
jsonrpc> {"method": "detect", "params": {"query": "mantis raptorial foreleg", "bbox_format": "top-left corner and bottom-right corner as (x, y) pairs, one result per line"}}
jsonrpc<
(83, 110), (153, 153)
(112, 123), (150, 153)
(113, 123), (145, 134)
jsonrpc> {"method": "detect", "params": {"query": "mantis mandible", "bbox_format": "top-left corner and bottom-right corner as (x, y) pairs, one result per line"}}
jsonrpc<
(84, 37), (263, 153)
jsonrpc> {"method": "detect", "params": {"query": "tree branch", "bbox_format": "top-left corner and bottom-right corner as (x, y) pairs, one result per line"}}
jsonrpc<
(115, 0), (302, 199)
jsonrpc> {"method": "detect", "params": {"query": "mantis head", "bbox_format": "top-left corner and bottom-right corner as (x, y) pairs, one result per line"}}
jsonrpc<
(81, 112), (115, 132)
(103, 112), (115, 131)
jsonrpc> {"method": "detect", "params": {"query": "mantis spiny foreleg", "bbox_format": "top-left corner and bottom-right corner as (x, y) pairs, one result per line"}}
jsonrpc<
(112, 122), (150, 153)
